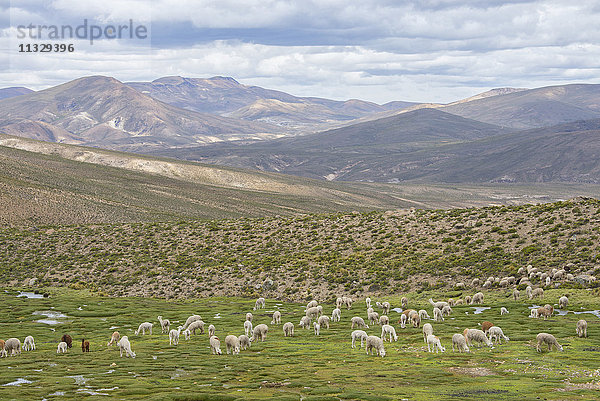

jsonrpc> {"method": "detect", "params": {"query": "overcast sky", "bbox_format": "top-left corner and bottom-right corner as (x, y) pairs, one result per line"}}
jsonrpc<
(2, 0), (600, 103)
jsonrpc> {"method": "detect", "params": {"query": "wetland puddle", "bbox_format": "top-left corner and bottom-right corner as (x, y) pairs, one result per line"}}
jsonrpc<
(32, 310), (68, 325)
(471, 307), (490, 314)
(17, 291), (44, 299)
(3, 378), (33, 386)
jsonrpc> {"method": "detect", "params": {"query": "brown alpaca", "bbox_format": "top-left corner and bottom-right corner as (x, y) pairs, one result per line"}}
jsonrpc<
(61, 334), (72, 348)
(481, 321), (494, 334)
(107, 331), (120, 346)
(81, 339), (90, 352)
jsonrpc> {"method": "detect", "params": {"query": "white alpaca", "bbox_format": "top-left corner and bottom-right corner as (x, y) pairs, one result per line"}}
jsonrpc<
(576, 319), (588, 338)
(464, 329), (493, 348)
(57, 341), (68, 353)
(368, 311), (380, 326)
(487, 326), (509, 344)
(283, 322), (294, 337)
(244, 320), (253, 337)
(117, 336), (136, 358)
(169, 326), (182, 346)
(426, 335), (445, 353)
(246, 312), (253, 322)
(208, 324), (216, 338)
(225, 335), (240, 355)
(351, 316), (369, 329)
(157, 316), (170, 334)
(331, 308), (341, 322)
(365, 335), (386, 357)
(210, 336), (222, 355)
(251, 324), (269, 342)
(351, 330), (368, 348)
(381, 324), (398, 342)
(239, 334), (251, 350)
(365, 297), (372, 309)
(187, 320), (205, 335)
(418, 310), (430, 320)
(23, 336), (35, 351)
(4, 338), (20, 356)
(300, 316), (311, 329)
(452, 334), (469, 353)
(135, 322), (153, 335)
(271, 311), (282, 325)
(422, 323), (433, 343)
(433, 307), (444, 322)
(559, 296), (569, 309)
(313, 321), (321, 335)
(183, 329), (191, 340)
(317, 315), (330, 329)
(306, 300), (318, 309)
(182, 315), (203, 330)
(500, 307), (509, 316)
(400, 313), (407, 329)
(536, 333), (562, 352)
(253, 297), (265, 311)
(376, 301), (391, 315)
(379, 315), (390, 326)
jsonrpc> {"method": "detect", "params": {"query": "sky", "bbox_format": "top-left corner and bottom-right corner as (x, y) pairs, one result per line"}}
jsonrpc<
(1, 0), (600, 104)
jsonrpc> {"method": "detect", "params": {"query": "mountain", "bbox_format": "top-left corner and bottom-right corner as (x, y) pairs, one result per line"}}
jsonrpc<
(126, 76), (411, 131)
(0, 76), (283, 152)
(441, 84), (600, 129)
(150, 108), (511, 180)
(386, 119), (600, 183)
(0, 87), (33, 100)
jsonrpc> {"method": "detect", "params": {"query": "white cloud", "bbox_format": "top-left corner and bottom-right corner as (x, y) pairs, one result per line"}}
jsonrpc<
(2, 1), (600, 103)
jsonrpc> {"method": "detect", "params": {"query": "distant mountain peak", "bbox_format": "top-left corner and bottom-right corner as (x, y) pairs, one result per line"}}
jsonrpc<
(209, 76), (240, 84)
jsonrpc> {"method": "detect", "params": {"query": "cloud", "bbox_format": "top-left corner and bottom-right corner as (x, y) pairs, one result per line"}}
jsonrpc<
(2, 0), (600, 103)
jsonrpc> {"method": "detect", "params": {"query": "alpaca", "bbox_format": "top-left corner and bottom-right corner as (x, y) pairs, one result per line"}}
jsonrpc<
(169, 326), (182, 346)
(23, 336), (35, 351)
(157, 316), (170, 334)
(107, 331), (120, 346)
(81, 339), (90, 352)
(61, 334), (73, 348)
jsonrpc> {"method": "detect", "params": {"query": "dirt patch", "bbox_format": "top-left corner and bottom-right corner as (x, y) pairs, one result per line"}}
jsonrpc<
(447, 367), (496, 377)
(558, 380), (600, 391)
(446, 389), (508, 397)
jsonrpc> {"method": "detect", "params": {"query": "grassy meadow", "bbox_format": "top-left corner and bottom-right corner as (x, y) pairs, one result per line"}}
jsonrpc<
(1, 287), (599, 400)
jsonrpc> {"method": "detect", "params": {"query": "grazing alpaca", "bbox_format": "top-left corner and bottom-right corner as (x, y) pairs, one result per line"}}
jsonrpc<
(57, 342), (68, 353)
(23, 336), (35, 351)
(61, 334), (72, 348)
(107, 331), (120, 346)
(135, 322), (153, 336)
(81, 339), (90, 352)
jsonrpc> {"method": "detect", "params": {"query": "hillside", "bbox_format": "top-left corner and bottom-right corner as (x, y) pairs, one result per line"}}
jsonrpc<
(163, 115), (600, 184)
(0, 76), (282, 152)
(126, 76), (398, 131)
(442, 84), (600, 129)
(1, 198), (598, 300)
(151, 108), (511, 180)
(0, 135), (437, 225)
(0, 86), (33, 99)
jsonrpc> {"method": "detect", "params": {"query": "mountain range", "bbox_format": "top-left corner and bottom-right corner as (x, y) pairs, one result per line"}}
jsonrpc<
(2, 76), (600, 185)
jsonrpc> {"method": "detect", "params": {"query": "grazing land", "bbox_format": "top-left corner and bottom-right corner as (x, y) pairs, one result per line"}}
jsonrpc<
(0, 287), (599, 400)
(1, 199), (599, 300)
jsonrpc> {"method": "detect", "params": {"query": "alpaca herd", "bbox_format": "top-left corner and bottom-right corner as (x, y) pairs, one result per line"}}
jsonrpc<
(1, 286), (588, 362)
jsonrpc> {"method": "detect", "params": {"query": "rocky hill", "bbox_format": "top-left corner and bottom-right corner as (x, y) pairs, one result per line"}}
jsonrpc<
(1, 198), (598, 300)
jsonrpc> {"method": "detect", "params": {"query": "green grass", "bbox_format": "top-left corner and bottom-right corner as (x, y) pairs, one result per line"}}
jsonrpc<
(0, 287), (599, 400)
